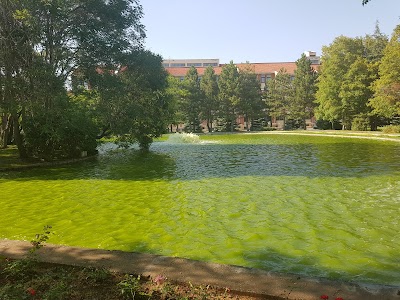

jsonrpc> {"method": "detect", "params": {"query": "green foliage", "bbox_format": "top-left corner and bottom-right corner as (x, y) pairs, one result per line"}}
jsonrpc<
(339, 57), (375, 129)
(3, 225), (52, 280)
(237, 63), (264, 130)
(82, 267), (112, 283)
(23, 96), (98, 160)
(351, 114), (370, 131)
(315, 36), (365, 124)
(218, 61), (240, 131)
(382, 125), (400, 133)
(266, 68), (294, 127)
(0, 0), (154, 158)
(363, 22), (388, 63)
(369, 25), (400, 119)
(30, 225), (52, 253)
(200, 66), (219, 132)
(166, 75), (186, 130)
(292, 54), (318, 127)
(118, 274), (141, 299)
(181, 67), (203, 132)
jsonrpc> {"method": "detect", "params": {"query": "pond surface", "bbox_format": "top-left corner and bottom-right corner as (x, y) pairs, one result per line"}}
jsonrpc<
(1, 133), (399, 286)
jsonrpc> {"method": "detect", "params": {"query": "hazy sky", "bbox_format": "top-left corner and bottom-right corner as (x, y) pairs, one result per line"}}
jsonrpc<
(140, 0), (400, 64)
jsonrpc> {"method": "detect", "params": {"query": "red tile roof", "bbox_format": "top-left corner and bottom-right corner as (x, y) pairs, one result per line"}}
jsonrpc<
(236, 62), (297, 74)
(165, 62), (300, 77)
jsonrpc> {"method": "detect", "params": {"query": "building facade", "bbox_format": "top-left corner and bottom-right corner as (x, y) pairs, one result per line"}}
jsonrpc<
(164, 52), (320, 131)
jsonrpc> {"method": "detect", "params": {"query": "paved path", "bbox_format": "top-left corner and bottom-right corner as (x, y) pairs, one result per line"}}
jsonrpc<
(0, 240), (398, 300)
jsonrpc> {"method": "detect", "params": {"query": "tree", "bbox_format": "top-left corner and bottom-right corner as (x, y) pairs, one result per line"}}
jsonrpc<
(369, 25), (400, 120)
(181, 67), (202, 132)
(0, 0), (35, 156)
(363, 22), (388, 63)
(83, 50), (170, 151)
(265, 68), (294, 128)
(292, 54), (318, 129)
(166, 75), (186, 132)
(0, 0), (150, 158)
(218, 61), (240, 131)
(339, 57), (375, 129)
(237, 63), (264, 131)
(200, 66), (219, 132)
(315, 36), (364, 128)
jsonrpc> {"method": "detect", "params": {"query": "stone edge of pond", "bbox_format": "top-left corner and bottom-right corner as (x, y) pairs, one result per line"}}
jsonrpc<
(0, 240), (399, 300)
(0, 155), (97, 172)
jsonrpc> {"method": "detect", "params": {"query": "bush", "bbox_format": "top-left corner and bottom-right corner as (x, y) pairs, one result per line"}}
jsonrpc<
(351, 115), (370, 131)
(23, 98), (98, 160)
(382, 125), (400, 133)
(315, 119), (342, 130)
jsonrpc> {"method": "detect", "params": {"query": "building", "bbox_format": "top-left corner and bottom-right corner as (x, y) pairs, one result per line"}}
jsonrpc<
(164, 52), (320, 131)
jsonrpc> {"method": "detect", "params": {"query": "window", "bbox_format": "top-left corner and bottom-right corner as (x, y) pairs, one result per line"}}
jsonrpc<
(266, 74), (272, 81)
(261, 75), (266, 83)
(171, 63), (185, 67)
(163, 63), (170, 68)
(187, 63), (202, 67)
(203, 63), (218, 67)
(179, 76), (185, 81)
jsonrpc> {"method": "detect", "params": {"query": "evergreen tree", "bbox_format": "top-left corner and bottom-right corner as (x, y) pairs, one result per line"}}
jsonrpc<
(182, 67), (202, 132)
(364, 22), (388, 63)
(218, 61), (240, 131)
(265, 68), (294, 128)
(200, 66), (219, 132)
(292, 54), (318, 129)
(166, 75), (186, 132)
(237, 63), (264, 131)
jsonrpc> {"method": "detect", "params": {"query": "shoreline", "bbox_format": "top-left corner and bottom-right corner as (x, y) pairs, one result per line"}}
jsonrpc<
(0, 239), (398, 300)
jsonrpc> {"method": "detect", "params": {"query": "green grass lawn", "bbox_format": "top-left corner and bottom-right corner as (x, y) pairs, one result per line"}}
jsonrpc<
(0, 146), (41, 169)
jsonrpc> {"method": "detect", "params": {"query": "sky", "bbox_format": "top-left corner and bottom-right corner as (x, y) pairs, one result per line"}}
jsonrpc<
(140, 0), (400, 64)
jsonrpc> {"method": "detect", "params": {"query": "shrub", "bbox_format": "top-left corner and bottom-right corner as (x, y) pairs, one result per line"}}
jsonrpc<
(351, 115), (370, 131)
(382, 125), (400, 133)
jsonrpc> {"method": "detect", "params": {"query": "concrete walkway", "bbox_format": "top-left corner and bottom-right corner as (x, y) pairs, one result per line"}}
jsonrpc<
(0, 240), (398, 300)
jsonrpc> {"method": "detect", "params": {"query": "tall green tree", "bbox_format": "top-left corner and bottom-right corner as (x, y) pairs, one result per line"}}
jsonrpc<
(218, 61), (240, 131)
(0, 0), (153, 158)
(369, 25), (400, 119)
(166, 75), (186, 132)
(363, 22), (388, 63)
(83, 50), (170, 151)
(200, 66), (219, 132)
(0, 0), (34, 155)
(339, 57), (376, 129)
(292, 54), (318, 128)
(237, 63), (264, 131)
(265, 68), (294, 128)
(181, 67), (202, 132)
(315, 36), (364, 128)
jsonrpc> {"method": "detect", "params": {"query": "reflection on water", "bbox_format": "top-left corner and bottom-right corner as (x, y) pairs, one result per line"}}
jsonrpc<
(1, 134), (399, 286)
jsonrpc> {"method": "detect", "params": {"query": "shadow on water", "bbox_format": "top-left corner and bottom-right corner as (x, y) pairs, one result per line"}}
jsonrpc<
(239, 246), (400, 286)
(1, 139), (400, 181)
(113, 238), (400, 287)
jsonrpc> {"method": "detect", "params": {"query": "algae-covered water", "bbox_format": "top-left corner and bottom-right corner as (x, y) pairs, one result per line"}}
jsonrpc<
(1, 133), (399, 286)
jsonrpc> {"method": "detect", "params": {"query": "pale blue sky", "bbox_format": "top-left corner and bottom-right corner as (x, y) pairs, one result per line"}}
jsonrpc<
(140, 0), (400, 64)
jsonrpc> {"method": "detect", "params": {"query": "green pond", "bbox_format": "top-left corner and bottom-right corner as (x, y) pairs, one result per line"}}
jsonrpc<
(1, 133), (399, 286)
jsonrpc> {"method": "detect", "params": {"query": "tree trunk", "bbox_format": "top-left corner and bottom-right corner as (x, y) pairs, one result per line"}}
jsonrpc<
(11, 112), (28, 159)
(0, 113), (11, 148)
